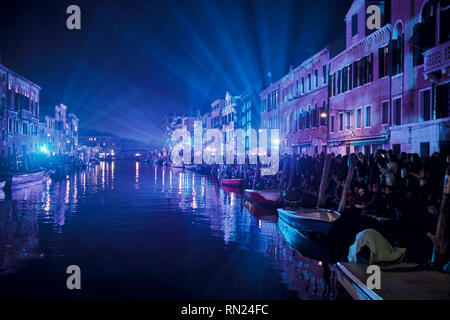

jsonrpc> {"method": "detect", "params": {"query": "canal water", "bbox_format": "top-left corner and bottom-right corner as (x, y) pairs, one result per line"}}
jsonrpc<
(0, 160), (348, 300)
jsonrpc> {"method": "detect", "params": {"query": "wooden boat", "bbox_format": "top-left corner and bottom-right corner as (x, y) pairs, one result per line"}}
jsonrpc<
(277, 208), (341, 235)
(336, 262), (450, 300)
(221, 185), (244, 194)
(278, 218), (334, 262)
(245, 200), (277, 218)
(244, 189), (283, 209)
(11, 171), (45, 189)
(220, 178), (244, 188)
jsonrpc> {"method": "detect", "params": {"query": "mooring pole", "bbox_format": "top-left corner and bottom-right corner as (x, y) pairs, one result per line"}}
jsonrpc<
(278, 156), (289, 190)
(338, 157), (356, 213)
(431, 165), (450, 269)
(287, 156), (296, 190)
(252, 161), (261, 190)
(317, 154), (334, 208)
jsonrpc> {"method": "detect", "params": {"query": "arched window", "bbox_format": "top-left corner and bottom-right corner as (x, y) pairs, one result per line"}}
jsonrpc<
(413, 1), (437, 66)
(392, 22), (404, 74)
(314, 103), (319, 127)
(320, 101), (327, 127)
(305, 107), (311, 129)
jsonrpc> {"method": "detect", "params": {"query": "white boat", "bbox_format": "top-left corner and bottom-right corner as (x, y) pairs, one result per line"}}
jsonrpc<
(277, 208), (341, 235)
(0, 181), (6, 191)
(11, 171), (45, 190)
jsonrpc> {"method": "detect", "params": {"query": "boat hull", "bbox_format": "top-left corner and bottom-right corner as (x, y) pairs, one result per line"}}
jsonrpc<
(244, 189), (283, 208)
(8, 171), (46, 191)
(245, 201), (278, 218)
(220, 179), (244, 188)
(277, 208), (341, 235)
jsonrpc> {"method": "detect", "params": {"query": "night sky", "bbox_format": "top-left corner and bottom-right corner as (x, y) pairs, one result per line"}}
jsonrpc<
(0, 0), (353, 144)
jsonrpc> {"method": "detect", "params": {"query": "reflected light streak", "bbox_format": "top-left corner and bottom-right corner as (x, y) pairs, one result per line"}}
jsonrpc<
(65, 179), (70, 205)
(111, 161), (115, 189)
(135, 161), (140, 189)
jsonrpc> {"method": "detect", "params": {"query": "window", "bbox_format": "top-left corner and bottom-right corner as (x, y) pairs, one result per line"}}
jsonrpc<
(382, 101), (389, 124)
(308, 74), (311, 91)
(348, 65), (353, 91)
(320, 103), (326, 127)
(315, 69), (319, 87)
(346, 112), (351, 130)
(356, 108), (362, 129)
(322, 65), (327, 84)
(378, 46), (389, 78)
(420, 89), (431, 121)
(352, 14), (358, 36)
(367, 53), (373, 82)
(301, 77), (305, 94)
(365, 106), (371, 127)
(295, 80), (299, 96)
(8, 118), (12, 133)
(342, 67), (348, 92)
(393, 144), (401, 155)
(420, 142), (430, 159)
(22, 122), (28, 135)
(393, 98), (401, 126)
(339, 113), (344, 131)
(328, 74), (335, 97)
(392, 34), (404, 75)
(330, 115), (335, 133)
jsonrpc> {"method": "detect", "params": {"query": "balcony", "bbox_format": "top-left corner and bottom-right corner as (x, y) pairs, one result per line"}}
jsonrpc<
(20, 109), (33, 120)
(423, 40), (450, 82)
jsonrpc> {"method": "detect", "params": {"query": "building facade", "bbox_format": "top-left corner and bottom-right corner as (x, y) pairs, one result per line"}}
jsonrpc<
(282, 48), (330, 156)
(0, 63), (41, 169)
(328, 0), (392, 156)
(389, 0), (449, 156)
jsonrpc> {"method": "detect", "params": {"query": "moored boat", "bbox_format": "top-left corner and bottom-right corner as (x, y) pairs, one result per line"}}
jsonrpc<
(244, 189), (283, 209)
(277, 207), (341, 236)
(0, 181), (6, 191)
(220, 185), (244, 194)
(220, 178), (244, 188)
(5, 170), (47, 191)
(245, 200), (277, 218)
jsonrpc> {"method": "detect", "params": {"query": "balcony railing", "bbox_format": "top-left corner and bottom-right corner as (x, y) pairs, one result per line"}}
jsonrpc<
(423, 40), (450, 77)
(20, 109), (33, 120)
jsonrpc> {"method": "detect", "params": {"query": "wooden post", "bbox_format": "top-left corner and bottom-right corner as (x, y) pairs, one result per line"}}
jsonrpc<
(317, 154), (334, 208)
(338, 158), (356, 213)
(252, 161), (261, 190)
(287, 156), (296, 190)
(278, 156), (289, 190)
(431, 165), (450, 269)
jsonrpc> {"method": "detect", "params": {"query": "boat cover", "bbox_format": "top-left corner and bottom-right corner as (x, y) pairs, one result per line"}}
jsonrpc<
(348, 229), (406, 265)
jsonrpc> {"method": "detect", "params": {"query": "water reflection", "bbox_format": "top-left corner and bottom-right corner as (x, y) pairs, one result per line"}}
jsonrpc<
(150, 166), (339, 299)
(0, 162), (340, 299)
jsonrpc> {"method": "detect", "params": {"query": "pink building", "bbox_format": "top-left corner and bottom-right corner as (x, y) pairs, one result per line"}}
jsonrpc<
(328, 0), (392, 156)
(389, 0), (449, 156)
(328, 0), (449, 156)
(281, 48), (330, 156)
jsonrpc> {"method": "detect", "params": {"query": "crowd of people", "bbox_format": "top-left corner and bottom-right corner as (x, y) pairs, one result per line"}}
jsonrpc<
(213, 149), (448, 258)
